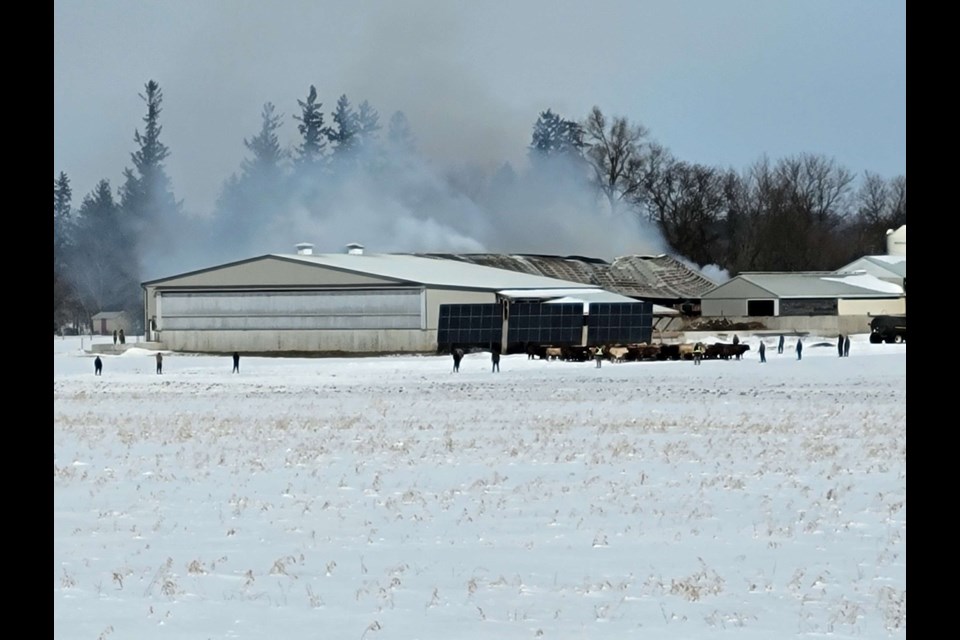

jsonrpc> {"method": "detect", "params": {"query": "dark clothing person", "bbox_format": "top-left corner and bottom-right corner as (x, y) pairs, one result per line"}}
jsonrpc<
(491, 350), (500, 373)
(112, 330), (118, 345)
(796, 339), (803, 361)
(452, 348), (464, 373)
(232, 352), (240, 373)
(156, 351), (163, 374)
(94, 356), (103, 375)
(758, 341), (766, 363)
(777, 335), (785, 354)
(594, 347), (603, 368)
(732, 334), (740, 346)
(693, 343), (704, 366)
(119, 329), (125, 344)
(838, 334), (844, 357)
(843, 336), (850, 357)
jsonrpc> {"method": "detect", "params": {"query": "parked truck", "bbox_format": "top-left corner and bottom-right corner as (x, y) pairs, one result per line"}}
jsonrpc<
(869, 315), (906, 343)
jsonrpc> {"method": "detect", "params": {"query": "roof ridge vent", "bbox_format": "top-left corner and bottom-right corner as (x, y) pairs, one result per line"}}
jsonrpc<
(295, 242), (314, 255)
(346, 243), (365, 255)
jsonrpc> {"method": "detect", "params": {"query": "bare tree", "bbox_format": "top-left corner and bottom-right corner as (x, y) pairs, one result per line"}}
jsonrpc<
(639, 144), (727, 267)
(582, 106), (649, 216)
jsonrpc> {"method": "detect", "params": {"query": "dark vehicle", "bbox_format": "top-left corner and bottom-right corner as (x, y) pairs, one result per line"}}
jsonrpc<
(869, 315), (906, 344)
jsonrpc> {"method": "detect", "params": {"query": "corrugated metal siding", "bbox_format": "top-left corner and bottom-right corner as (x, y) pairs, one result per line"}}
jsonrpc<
(160, 289), (423, 331)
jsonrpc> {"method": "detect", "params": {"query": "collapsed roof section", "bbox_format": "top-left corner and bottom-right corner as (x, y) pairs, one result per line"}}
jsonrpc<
(417, 253), (718, 302)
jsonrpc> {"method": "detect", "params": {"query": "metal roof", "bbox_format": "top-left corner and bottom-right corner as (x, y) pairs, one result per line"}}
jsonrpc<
(734, 271), (904, 298)
(417, 253), (717, 300)
(836, 255), (906, 279)
(273, 252), (599, 290)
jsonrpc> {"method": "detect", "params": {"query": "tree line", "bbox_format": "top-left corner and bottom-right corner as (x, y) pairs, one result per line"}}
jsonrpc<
(54, 81), (906, 333)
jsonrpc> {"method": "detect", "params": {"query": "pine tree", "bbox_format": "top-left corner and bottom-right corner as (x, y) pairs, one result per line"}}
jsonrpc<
(327, 94), (358, 157)
(54, 172), (73, 269)
(54, 172), (75, 331)
(70, 180), (139, 321)
(212, 102), (290, 260)
(294, 85), (329, 167)
(386, 111), (415, 155)
(529, 109), (584, 159)
(120, 80), (179, 229)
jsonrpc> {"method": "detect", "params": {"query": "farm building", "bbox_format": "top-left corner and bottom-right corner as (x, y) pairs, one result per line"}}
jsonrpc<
(141, 244), (654, 355)
(835, 255), (906, 287)
(90, 310), (131, 336)
(699, 271), (905, 335)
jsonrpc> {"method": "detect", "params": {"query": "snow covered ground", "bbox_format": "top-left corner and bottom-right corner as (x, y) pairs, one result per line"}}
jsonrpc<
(54, 334), (906, 639)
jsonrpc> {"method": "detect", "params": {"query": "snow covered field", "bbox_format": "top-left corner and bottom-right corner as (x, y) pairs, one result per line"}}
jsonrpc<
(54, 334), (906, 639)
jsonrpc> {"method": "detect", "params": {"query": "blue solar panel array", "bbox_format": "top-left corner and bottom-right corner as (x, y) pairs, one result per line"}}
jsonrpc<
(586, 302), (653, 344)
(438, 300), (653, 350)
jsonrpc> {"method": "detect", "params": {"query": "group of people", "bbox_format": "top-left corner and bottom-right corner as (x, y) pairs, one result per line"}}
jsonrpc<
(94, 350), (244, 375)
(451, 345), (500, 373)
(837, 334), (851, 357)
(112, 329), (126, 345)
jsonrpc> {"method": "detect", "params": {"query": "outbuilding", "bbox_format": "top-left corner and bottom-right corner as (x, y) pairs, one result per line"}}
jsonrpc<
(699, 271), (905, 335)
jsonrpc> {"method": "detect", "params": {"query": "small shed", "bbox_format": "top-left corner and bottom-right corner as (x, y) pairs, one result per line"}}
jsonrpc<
(91, 311), (131, 336)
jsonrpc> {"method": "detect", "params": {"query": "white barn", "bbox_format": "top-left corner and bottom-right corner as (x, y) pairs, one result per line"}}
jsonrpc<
(141, 244), (653, 355)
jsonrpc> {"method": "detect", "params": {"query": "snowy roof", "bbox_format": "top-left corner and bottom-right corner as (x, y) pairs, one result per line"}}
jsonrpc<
(835, 255), (906, 279)
(275, 252), (598, 290)
(91, 311), (128, 320)
(734, 271), (904, 297)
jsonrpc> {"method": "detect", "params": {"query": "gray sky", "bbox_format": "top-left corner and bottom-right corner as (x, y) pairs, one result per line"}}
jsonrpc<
(54, 0), (906, 219)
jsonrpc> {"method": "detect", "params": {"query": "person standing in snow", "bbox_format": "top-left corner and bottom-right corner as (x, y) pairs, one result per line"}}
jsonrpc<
(491, 343), (501, 373)
(94, 355), (103, 375)
(838, 334), (844, 357)
(156, 351), (163, 374)
(693, 342), (704, 365)
(232, 351), (240, 373)
(732, 334), (740, 346)
(796, 338), (803, 361)
(758, 341), (766, 363)
(843, 335), (851, 357)
(778, 334), (785, 354)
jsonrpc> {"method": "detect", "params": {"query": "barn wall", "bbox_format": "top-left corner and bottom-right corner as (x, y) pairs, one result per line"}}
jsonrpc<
(700, 298), (748, 317)
(157, 328), (437, 354)
(158, 289), (423, 331)
(682, 315), (888, 337)
(838, 298), (906, 316)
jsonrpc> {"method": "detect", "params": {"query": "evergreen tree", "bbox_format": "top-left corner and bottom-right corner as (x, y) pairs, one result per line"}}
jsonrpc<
(120, 80), (179, 230)
(294, 85), (329, 167)
(54, 172), (73, 270)
(116, 80), (180, 330)
(529, 109), (584, 159)
(212, 102), (290, 260)
(54, 172), (76, 331)
(327, 94), (359, 157)
(70, 180), (140, 321)
(386, 111), (416, 155)
(241, 102), (287, 181)
(356, 100), (382, 151)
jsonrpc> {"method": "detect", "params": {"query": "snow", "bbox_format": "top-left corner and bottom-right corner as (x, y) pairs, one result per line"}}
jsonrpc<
(821, 273), (904, 294)
(54, 334), (906, 639)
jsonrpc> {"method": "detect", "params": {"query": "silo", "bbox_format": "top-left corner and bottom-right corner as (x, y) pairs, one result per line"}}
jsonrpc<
(886, 225), (906, 256)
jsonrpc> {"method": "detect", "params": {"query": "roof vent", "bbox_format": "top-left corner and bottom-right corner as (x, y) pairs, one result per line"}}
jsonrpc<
(295, 242), (314, 255)
(346, 243), (365, 255)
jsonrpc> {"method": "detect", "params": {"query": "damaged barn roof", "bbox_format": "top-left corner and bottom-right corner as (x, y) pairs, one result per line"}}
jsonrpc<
(416, 253), (718, 300)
